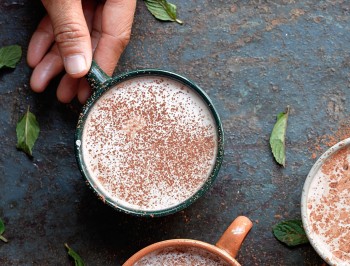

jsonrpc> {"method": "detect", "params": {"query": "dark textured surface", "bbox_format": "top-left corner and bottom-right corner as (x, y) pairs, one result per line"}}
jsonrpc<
(1, 0), (350, 265)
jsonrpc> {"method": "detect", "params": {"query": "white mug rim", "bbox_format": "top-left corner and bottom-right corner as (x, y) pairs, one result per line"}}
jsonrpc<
(301, 137), (350, 265)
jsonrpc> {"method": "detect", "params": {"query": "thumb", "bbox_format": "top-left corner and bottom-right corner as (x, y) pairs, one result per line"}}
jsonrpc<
(42, 0), (92, 77)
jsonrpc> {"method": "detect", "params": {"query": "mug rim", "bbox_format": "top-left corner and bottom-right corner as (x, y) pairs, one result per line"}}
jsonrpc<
(75, 68), (225, 217)
(122, 239), (240, 266)
(301, 137), (350, 265)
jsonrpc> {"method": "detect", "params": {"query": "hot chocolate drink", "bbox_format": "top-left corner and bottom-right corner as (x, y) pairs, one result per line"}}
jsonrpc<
(306, 144), (350, 264)
(134, 247), (229, 266)
(80, 75), (219, 212)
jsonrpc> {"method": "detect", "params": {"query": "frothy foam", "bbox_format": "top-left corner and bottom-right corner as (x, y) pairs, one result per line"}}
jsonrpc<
(134, 247), (229, 266)
(307, 145), (350, 264)
(81, 76), (218, 211)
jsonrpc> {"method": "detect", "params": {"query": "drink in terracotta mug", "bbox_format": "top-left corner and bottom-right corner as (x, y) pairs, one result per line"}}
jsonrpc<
(123, 216), (253, 265)
(302, 137), (350, 265)
(75, 62), (224, 216)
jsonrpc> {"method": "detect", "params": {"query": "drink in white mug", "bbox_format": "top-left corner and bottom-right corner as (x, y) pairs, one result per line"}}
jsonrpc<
(306, 144), (350, 264)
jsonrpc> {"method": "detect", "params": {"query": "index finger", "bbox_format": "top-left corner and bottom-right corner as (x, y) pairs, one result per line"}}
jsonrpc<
(93, 0), (137, 76)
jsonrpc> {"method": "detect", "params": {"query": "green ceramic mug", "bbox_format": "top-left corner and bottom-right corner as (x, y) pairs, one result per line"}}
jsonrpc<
(75, 62), (224, 217)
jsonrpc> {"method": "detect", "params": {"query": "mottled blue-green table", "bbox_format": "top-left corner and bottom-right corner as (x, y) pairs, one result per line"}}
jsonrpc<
(1, 1), (350, 265)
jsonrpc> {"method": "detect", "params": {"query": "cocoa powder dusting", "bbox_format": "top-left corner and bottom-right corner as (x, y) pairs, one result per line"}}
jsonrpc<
(308, 145), (350, 263)
(135, 247), (229, 266)
(82, 76), (218, 211)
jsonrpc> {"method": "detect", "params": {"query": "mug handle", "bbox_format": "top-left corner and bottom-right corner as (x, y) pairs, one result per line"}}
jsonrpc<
(216, 216), (253, 258)
(86, 60), (112, 91)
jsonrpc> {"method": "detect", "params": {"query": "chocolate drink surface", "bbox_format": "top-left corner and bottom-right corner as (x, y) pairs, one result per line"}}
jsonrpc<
(81, 76), (218, 212)
(307, 144), (350, 264)
(134, 247), (229, 266)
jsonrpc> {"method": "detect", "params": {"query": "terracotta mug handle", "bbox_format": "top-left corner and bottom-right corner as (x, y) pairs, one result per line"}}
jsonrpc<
(216, 216), (253, 258)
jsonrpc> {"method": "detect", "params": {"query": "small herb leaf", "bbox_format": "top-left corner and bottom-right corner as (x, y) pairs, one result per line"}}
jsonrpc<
(0, 45), (22, 69)
(16, 107), (40, 156)
(0, 218), (8, 243)
(270, 107), (289, 167)
(144, 0), (183, 24)
(65, 243), (85, 266)
(272, 219), (309, 247)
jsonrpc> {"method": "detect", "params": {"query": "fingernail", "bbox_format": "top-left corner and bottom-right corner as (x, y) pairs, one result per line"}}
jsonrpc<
(64, 54), (87, 75)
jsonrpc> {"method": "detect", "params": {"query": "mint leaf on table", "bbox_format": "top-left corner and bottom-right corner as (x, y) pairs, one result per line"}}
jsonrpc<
(16, 107), (40, 156)
(0, 45), (22, 69)
(144, 0), (183, 24)
(272, 219), (309, 247)
(0, 218), (8, 243)
(65, 244), (85, 266)
(269, 106), (290, 167)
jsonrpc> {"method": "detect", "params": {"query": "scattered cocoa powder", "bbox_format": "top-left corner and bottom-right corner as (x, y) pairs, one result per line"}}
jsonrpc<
(311, 121), (350, 158)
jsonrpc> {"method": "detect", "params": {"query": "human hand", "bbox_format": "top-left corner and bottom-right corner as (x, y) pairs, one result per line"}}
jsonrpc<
(27, 0), (136, 103)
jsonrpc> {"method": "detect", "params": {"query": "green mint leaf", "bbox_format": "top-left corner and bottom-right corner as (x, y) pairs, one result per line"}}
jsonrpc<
(144, 0), (183, 24)
(269, 106), (290, 167)
(16, 107), (40, 156)
(0, 218), (8, 243)
(0, 45), (22, 69)
(65, 244), (85, 266)
(272, 219), (309, 247)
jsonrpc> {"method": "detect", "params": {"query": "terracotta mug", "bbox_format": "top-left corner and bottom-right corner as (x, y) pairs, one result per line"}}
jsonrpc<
(123, 216), (253, 265)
